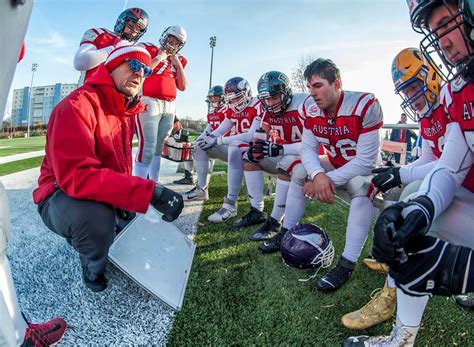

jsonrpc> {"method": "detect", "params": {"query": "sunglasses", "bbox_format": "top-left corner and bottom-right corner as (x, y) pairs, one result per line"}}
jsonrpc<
(126, 58), (152, 77)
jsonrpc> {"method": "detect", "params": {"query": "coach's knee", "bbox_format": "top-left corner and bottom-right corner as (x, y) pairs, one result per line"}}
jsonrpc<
(346, 175), (372, 199)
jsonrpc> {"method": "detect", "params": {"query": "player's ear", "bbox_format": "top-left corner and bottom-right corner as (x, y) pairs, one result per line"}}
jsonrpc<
(334, 79), (341, 90)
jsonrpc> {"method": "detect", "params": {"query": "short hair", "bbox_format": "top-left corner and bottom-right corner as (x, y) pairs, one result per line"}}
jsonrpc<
(304, 58), (341, 85)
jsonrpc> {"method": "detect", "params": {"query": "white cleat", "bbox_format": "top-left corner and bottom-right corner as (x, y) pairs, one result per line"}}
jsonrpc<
(208, 198), (237, 223)
(343, 320), (419, 347)
(184, 185), (209, 201)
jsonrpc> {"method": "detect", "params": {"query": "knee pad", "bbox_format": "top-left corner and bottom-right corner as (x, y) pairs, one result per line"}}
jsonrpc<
(290, 163), (307, 186)
(0, 183), (10, 258)
(390, 236), (474, 297)
(346, 176), (372, 199)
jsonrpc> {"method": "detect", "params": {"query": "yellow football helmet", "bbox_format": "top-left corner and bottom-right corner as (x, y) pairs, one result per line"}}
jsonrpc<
(391, 47), (442, 121)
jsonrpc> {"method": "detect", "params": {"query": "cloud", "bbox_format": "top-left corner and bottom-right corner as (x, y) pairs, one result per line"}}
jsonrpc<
(32, 31), (73, 49)
(53, 56), (72, 66)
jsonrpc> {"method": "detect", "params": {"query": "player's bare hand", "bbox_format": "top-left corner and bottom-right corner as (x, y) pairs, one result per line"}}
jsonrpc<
(170, 54), (182, 68)
(303, 181), (316, 200)
(312, 173), (336, 204)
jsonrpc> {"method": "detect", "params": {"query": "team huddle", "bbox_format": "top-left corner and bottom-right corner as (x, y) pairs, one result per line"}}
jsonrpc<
(40, 0), (473, 345)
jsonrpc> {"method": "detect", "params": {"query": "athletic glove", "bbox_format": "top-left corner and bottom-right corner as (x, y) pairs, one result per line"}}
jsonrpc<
(248, 139), (284, 161)
(196, 134), (218, 150)
(150, 184), (184, 222)
(371, 166), (402, 193)
(372, 195), (434, 266)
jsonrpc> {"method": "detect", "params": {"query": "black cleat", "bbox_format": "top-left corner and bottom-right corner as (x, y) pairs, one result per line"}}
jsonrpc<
(258, 228), (287, 254)
(315, 256), (355, 292)
(173, 170), (194, 185)
(83, 270), (108, 292)
(249, 217), (281, 241)
(456, 294), (474, 310)
(232, 207), (267, 228)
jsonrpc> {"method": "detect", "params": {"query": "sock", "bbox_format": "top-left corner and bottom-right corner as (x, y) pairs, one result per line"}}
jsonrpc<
(184, 160), (193, 172)
(271, 179), (290, 222)
(133, 161), (150, 179)
(149, 155), (162, 182)
(227, 145), (245, 202)
(342, 196), (373, 263)
(387, 275), (396, 288)
(282, 182), (307, 229)
(244, 170), (264, 211)
(195, 160), (209, 189)
(396, 288), (429, 327)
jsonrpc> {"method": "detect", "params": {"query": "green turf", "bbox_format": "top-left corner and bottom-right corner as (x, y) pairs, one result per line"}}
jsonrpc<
(169, 174), (473, 345)
(0, 156), (44, 176)
(0, 136), (46, 157)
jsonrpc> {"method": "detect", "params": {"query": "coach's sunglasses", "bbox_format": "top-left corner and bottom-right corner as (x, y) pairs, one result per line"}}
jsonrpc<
(126, 58), (152, 77)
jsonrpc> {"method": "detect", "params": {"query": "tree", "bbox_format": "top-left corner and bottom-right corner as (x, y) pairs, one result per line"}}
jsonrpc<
(291, 53), (317, 93)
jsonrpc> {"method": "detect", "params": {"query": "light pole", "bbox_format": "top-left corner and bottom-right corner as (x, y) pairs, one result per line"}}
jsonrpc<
(209, 36), (216, 90)
(27, 62), (38, 137)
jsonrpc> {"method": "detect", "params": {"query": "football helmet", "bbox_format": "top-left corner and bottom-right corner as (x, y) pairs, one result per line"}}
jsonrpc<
(207, 85), (225, 108)
(391, 47), (441, 121)
(114, 8), (148, 43)
(224, 77), (252, 113)
(407, 0), (474, 82)
(280, 224), (335, 270)
(159, 26), (187, 55)
(257, 71), (293, 117)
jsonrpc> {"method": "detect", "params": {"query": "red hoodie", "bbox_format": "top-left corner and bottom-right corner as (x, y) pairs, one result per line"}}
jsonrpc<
(33, 65), (155, 213)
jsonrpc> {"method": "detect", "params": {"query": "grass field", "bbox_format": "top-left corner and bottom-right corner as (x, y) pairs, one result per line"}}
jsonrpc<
(0, 136), (46, 157)
(169, 174), (473, 345)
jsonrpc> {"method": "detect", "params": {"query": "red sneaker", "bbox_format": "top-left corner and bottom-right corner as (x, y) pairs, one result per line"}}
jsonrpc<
(21, 316), (68, 347)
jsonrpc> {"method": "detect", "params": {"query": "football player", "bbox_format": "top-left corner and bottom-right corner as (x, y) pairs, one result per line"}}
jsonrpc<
(74, 8), (148, 84)
(344, 1), (474, 346)
(198, 77), (262, 224)
(244, 71), (308, 246)
(270, 58), (384, 293)
(134, 26), (188, 181)
(341, 47), (446, 331)
(182, 86), (228, 200)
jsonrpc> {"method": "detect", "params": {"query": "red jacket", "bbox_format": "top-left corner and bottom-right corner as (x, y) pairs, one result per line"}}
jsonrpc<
(33, 65), (155, 213)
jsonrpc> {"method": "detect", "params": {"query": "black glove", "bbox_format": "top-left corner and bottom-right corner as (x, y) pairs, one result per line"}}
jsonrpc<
(150, 185), (184, 222)
(372, 195), (434, 266)
(371, 166), (402, 193)
(248, 139), (283, 161)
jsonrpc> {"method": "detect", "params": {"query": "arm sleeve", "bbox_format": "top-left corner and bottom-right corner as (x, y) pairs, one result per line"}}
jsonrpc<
(283, 142), (301, 155)
(220, 117), (260, 145)
(301, 127), (324, 178)
(73, 43), (114, 71)
(49, 97), (154, 213)
(326, 129), (380, 185)
(417, 122), (473, 219)
(399, 142), (438, 184)
(211, 117), (233, 137)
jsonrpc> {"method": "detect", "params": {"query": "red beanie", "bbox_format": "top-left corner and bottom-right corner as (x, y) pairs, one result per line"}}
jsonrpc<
(104, 45), (151, 72)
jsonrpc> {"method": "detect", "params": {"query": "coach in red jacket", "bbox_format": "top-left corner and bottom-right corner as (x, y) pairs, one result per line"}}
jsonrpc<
(33, 45), (184, 292)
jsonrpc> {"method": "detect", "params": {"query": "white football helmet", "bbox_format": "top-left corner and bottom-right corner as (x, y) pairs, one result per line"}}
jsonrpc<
(159, 25), (187, 55)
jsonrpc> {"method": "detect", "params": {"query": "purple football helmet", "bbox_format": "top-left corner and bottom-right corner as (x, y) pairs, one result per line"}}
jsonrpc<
(280, 224), (334, 270)
(224, 77), (252, 113)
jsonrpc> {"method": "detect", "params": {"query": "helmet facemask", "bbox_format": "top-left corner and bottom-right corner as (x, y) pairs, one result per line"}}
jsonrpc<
(159, 26), (187, 55)
(114, 8), (148, 43)
(397, 75), (438, 122)
(259, 91), (292, 117)
(226, 91), (251, 113)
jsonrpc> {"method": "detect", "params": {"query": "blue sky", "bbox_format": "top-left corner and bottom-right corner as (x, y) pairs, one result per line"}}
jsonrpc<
(9, 0), (422, 124)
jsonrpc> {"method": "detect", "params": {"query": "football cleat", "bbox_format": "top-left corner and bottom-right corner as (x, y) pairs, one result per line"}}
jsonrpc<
(21, 313), (68, 347)
(455, 294), (474, 311)
(343, 320), (419, 347)
(173, 170), (194, 185)
(248, 216), (281, 241)
(183, 185), (208, 201)
(258, 228), (287, 254)
(315, 256), (355, 292)
(208, 198), (237, 223)
(232, 207), (267, 228)
(363, 257), (389, 274)
(341, 281), (396, 330)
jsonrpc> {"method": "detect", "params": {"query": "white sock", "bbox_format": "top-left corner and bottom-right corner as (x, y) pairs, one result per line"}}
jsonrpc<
(184, 160), (194, 172)
(271, 179), (290, 222)
(227, 168), (244, 202)
(149, 155), (162, 182)
(396, 288), (429, 327)
(244, 170), (264, 211)
(387, 275), (396, 288)
(342, 196), (373, 263)
(282, 182), (307, 229)
(195, 160), (209, 189)
(133, 161), (150, 179)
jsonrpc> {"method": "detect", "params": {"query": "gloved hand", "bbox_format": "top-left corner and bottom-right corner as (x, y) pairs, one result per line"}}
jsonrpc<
(196, 134), (218, 150)
(372, 195), (434, 266)
(150, 185), (184, 222)
(371, 165), (402, 193)
(248, 139), (283, 161)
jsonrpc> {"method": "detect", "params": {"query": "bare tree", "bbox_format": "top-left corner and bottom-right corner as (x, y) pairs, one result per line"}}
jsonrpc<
(291, 53), (317, 93)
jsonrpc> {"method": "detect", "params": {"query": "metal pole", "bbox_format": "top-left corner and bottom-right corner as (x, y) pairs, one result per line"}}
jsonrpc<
(209, 36), (216, 90)
(27, 63), (38, 137)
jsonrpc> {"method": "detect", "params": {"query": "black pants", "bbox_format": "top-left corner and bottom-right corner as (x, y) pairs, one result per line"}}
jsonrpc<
(38, 189), (118, 281)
